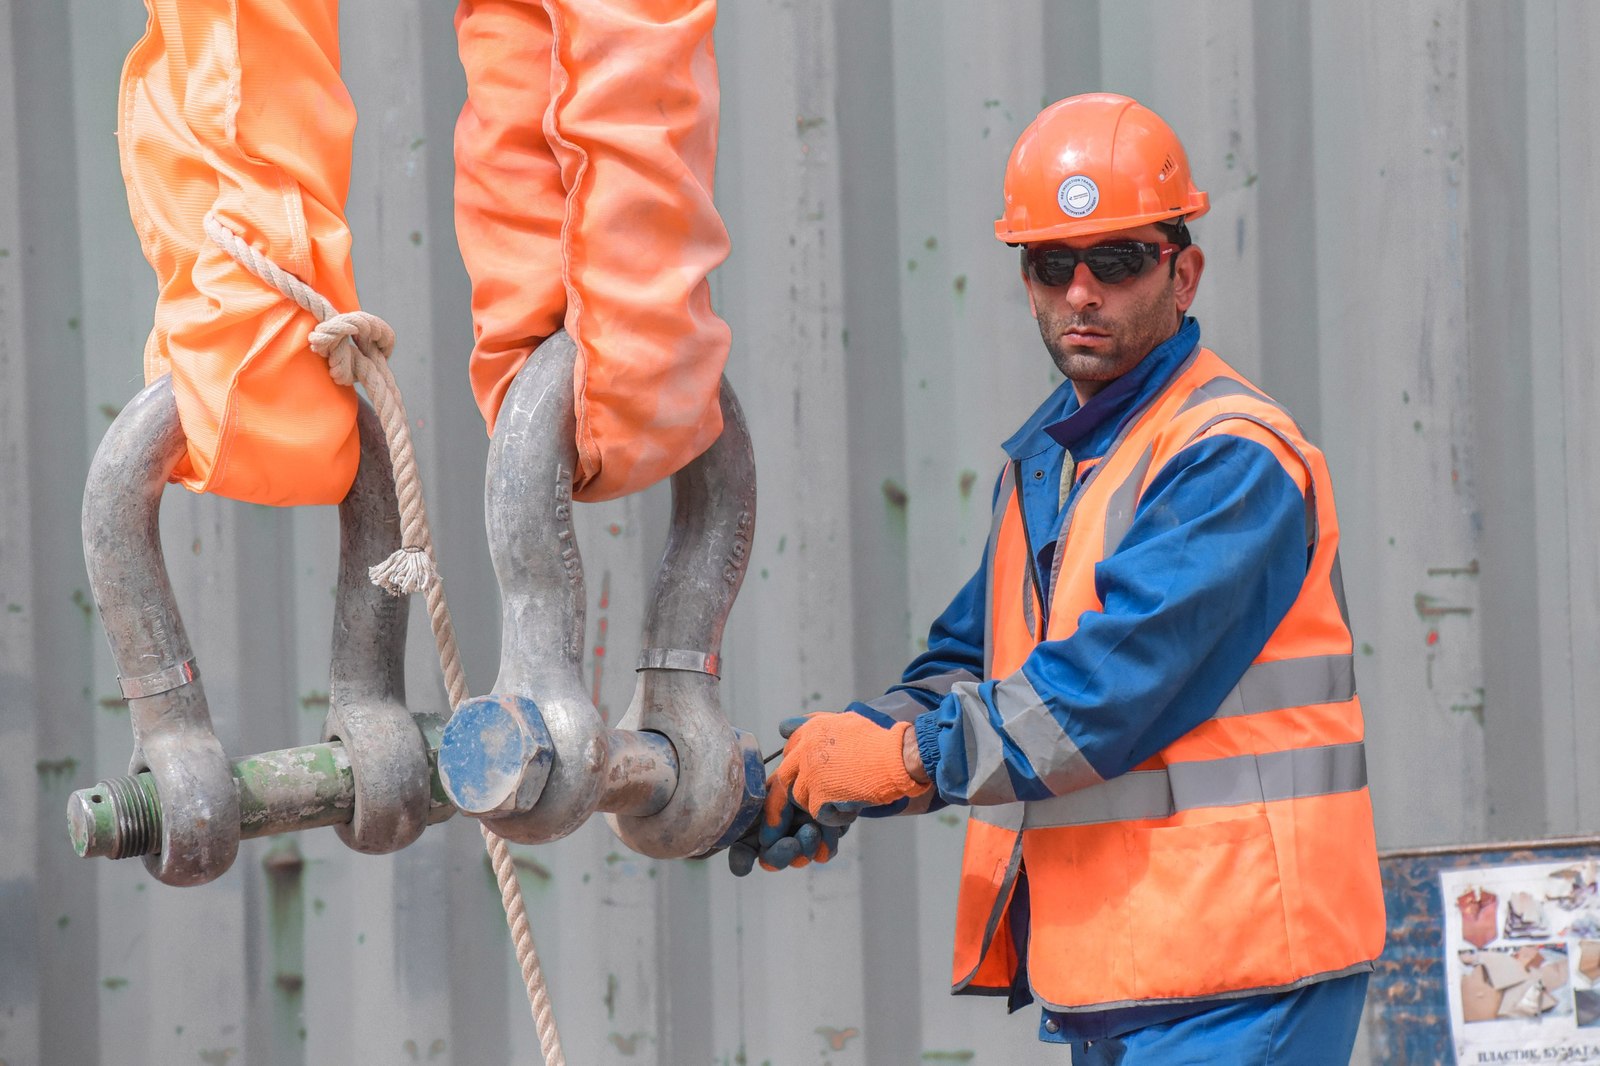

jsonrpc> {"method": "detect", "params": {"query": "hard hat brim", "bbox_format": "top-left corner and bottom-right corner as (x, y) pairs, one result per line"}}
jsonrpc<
(995, 196), (1211, 245)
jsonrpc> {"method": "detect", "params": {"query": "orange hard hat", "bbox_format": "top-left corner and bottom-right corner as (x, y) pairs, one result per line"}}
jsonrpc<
(995, 93), (1209, 245)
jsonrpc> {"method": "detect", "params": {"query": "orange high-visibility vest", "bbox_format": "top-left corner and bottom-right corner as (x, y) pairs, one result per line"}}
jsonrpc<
(951, 347), (1385, 1012)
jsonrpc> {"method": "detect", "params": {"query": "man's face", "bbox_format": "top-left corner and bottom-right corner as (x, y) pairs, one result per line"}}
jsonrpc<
(1022, 223), (1205, 401)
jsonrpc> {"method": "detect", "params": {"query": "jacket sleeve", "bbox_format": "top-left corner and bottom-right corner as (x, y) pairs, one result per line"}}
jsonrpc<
(911, 432), (1311, 806)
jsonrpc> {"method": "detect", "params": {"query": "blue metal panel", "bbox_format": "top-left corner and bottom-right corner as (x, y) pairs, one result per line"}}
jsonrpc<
(1370, 838), (1600, 1066)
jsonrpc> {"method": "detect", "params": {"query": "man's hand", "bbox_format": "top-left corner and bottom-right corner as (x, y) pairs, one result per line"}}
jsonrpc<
(727, 710), (933, 877)
(725, 795), (854, 876)
(780, 713), (926, 817)
(727, 714), (864, 877)
(764, 712), (930, 829)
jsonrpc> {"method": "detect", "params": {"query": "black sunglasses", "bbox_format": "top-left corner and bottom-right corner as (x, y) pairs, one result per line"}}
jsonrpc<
(1023, 241), (1181, 287)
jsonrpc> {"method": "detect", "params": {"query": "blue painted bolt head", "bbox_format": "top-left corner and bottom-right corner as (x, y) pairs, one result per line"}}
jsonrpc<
(438, 694), (554, 816)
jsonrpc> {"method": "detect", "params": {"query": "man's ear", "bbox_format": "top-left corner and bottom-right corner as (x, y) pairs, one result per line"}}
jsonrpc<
(1173, 245), (1205, 313)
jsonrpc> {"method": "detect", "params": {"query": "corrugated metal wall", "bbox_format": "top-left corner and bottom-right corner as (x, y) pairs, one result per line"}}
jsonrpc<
(4, 2), (1597, 1063)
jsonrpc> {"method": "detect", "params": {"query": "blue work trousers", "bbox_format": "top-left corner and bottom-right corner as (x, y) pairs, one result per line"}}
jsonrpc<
(1069, 974), (1370, 1066)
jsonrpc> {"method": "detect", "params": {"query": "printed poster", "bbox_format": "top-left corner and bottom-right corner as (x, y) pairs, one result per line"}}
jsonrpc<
(1442, 859), (1600, 1064)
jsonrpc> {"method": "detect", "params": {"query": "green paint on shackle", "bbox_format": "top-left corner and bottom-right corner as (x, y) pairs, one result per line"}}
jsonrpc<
(67, 740), (450, 860)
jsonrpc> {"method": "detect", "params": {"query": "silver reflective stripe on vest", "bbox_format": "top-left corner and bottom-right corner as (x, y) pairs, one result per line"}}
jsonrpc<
(1186, 411), (1318, 548)
(863, 669), (982, 723)
(1021, 556), (1036, 637)
(1101, 377), (1315, 560)
(1215, 654), (1356, 718)
(1044, 345), (1207, 631)
(1102, 443), (1156, 557)
(956, 652), (1356, 820)
(971, 799), (1025, 830)
(1177, 376), (1297, 429)
(1330, 551), (1352, 630)
(983, 463), (1016, 681)
(951, 670), (1104, 806)
(1017, 741), (1368, 829)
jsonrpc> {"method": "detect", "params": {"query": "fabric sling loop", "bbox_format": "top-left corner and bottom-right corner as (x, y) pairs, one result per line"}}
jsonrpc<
(203, 214), (567, 1066)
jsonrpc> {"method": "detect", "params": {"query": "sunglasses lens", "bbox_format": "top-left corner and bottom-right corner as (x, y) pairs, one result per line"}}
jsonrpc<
(1083, 245), (1153, 283)
(1027, 243), (1161, 287)
(1028, 249), (1078, 287)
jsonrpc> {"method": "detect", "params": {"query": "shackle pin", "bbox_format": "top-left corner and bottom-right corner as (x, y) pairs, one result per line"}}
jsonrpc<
(68, 723), (682, 861)
(67, 739), (453, 861)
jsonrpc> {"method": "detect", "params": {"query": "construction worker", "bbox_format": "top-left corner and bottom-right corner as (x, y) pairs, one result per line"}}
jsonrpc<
(736, 94), (1385, 1064)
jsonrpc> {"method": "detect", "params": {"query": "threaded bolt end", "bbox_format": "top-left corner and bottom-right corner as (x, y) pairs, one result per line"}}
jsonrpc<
(107, 775), (160, 858)
(68, 774), (162, 859)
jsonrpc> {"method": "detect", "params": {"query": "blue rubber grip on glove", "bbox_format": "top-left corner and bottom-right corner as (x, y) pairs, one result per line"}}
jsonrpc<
(817, 801), (865, 827)
(727, 841), (757, 877)
(728, 811), (852, 875)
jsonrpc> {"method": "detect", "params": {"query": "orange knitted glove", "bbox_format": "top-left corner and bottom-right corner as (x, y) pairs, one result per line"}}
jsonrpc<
(764, 712), (930, 827)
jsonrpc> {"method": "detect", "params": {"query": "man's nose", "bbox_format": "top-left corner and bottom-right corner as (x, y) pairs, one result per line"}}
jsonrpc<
(1065, 262), (1103, 312)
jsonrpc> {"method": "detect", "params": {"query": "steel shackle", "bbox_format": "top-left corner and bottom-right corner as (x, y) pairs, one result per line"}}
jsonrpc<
(455, 331), (610, 842)
(606, 378), (759, 858)
(441, 331), (761, 855)
(321, 397), (441, 855)
(78, 377), (438, 885)
(81, 379), (237, 886)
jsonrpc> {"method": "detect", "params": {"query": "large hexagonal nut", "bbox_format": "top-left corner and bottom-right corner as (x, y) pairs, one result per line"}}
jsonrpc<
(437, 694), (554, 817)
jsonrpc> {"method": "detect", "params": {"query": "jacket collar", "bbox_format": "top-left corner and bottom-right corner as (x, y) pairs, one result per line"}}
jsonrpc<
(1001, 317), (1201, 462)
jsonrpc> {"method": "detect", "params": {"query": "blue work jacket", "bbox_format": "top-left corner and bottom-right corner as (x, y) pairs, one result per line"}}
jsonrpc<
(850, 318), (1367, 1043)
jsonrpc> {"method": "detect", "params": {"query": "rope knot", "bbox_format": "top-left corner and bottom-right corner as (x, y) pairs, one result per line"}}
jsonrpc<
(368, 545), (436, 597)
(311, 312), (396, 387)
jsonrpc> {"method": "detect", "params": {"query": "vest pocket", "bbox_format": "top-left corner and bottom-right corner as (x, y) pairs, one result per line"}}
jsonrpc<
(1123, 812), (1293, 1001)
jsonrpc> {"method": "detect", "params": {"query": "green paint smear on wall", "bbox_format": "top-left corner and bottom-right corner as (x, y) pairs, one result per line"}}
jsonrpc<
(36, 757), (79, 784)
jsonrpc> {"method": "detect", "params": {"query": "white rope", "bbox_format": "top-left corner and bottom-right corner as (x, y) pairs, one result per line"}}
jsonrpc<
(203, 213), (566, 1065)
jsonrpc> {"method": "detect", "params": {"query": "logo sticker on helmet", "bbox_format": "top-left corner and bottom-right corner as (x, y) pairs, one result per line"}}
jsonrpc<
(1057, 175), (1099, 218)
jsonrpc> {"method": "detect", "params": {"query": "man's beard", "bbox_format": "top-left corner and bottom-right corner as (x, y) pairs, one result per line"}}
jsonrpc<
(1037, 285), (1179, 386)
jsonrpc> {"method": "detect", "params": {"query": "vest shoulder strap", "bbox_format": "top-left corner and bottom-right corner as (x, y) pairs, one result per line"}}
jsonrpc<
(1099, 358), (1323, 557)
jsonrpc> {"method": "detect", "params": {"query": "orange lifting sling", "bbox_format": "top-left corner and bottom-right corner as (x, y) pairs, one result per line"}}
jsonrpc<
(456, 0), (730, 502)
(120, 0), (361, 505)
(121, 0), (729, 506)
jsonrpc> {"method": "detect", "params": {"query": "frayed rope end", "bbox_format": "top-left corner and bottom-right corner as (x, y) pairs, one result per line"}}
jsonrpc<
(369, 546), (435, 596)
